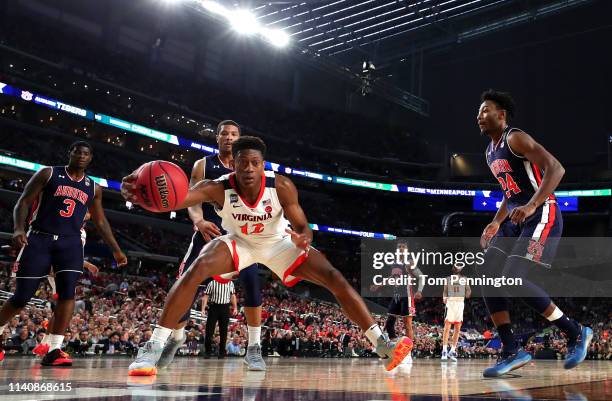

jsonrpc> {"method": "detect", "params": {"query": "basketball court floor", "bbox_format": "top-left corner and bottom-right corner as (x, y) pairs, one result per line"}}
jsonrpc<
(0, 357), (610, 400)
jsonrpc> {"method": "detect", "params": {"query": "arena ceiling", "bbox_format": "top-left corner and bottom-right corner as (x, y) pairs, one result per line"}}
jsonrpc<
(247, 0), (593, 67)
(230, 0), (595, 114)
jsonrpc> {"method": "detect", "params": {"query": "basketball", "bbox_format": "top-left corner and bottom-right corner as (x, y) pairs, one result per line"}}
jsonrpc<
(134, 161), (188, 212)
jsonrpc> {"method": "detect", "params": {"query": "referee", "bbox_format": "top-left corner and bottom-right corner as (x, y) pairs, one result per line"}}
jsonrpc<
(202, 280), (237, 359)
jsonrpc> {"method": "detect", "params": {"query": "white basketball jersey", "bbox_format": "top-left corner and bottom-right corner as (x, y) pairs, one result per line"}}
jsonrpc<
(447, 275), (467, 300)
(215, 171), (289, 244)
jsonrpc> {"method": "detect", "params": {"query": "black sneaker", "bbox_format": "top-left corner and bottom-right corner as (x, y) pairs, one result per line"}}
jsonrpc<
(41, 349), (73, 366)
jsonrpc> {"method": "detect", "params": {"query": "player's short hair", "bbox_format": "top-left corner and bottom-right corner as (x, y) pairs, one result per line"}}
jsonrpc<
(69, 140), (93, 153)
(481, 89), (515, 121)
(216, 120), (241, 135)
(232, 136), (267, 159)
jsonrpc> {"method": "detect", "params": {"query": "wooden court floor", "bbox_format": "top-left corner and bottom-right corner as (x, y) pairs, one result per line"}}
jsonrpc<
(0, 356), (610, 400)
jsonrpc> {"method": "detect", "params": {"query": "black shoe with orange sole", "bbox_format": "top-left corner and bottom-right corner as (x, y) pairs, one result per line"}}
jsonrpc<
(41, 349), (73, 366)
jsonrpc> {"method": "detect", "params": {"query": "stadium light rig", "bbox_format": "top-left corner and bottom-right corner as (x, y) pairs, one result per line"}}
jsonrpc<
(200, 1), (290, 48)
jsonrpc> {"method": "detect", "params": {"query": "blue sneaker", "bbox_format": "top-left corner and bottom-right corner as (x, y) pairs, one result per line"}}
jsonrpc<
(564, 325), (593, 370)
(483, 349), (532, 378)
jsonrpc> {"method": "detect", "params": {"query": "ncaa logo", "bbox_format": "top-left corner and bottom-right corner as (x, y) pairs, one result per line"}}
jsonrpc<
(85, 178), (90, 186)
(230, 194), (238, 203)
(21, 91), (33, 101)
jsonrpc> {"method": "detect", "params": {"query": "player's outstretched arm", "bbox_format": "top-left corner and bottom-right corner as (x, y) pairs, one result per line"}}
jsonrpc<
(120, 172), (224, 210)
(507, 131), (565, 224)
(276, 175), (312, 251)
(89, 185), (128, 266)
(12, 167), (52, 248)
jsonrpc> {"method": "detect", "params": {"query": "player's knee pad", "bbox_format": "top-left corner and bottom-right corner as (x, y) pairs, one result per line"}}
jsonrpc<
(54, 271), (82, 300)
(239, 265), (262, 307)
(9, 278), (41, 308)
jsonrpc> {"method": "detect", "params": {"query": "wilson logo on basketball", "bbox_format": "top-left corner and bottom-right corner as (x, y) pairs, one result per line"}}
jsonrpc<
(155, 174), (170, 209)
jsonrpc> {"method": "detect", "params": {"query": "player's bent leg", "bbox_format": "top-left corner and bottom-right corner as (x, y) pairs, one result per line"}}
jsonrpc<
(404, 316), (414, 341)
(442, 322), (451, 361)
(449, 323), (462, 362)
(41, 270), (82, 366)
(129, 240), (234, 376)
(292, 249), (412, 371)
(0, 276), (44, 360)
(240, 264), (266, 371)
(159, 239), (234, 328)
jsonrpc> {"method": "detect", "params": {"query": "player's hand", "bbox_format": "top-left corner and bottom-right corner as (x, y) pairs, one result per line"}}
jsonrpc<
(480, 221), (500, 249)
(230, 305), (237, 316)
(83, 260), (99, 275)
(120, 173), (139, 203)
(509, 203), (536, 225)
(12, 230), (28, 249)
(195, 220), (222, 242)
(414, 291), (423, 300)
(285, 228), (312, 252)
(113, 250), (128, 267)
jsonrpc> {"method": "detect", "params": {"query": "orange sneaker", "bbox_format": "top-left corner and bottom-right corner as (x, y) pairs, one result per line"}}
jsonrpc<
(33, 343), (50, 356)
(41, 349), (73, 366)
(376, 336), (413, 371)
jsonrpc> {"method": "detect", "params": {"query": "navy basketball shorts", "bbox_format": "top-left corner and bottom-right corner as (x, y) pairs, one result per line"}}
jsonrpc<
(13, 231), (84, 279)
(387, 296), (415, 317)
(489, 200), (563, 268)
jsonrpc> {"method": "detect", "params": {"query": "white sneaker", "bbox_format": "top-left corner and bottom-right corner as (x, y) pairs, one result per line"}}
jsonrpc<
(449, 350), (458, 362)
(441, 350), (448, 361)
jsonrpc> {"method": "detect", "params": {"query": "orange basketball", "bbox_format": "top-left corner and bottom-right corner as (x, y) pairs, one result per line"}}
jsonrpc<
(134, 161), (188, 212)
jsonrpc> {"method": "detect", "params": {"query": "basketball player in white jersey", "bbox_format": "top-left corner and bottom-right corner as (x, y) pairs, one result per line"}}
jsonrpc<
(158, 120), (266, 371)
(121, 136), (413, 376)
(441, 264), (471, 362)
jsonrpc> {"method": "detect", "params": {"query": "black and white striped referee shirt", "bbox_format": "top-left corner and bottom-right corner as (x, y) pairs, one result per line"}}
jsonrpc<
(204, 281), (235, 304)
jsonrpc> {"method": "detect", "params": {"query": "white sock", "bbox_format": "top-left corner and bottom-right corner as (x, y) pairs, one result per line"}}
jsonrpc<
(248, 326), (261, 346)
(172, 327), (185, 341)
(48, 334), (64, 351)
(442, 344), (448, 352)
(450, 345), (456, 353)
(546, 306), (564, 321)
(365, 324), (383, 345)
(151, 326), (172, 345)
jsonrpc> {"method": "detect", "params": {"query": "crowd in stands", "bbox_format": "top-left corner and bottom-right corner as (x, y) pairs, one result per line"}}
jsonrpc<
(0, 121), (444, 237)
(0, 15), (443, 182)
(1, 261), (610, 361)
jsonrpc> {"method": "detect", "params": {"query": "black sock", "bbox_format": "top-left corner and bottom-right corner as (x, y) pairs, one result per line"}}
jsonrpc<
(497, 323), (518, 355)
(552, 315), (580, 346)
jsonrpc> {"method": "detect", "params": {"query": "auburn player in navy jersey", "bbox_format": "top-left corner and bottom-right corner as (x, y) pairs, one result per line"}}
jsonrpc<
(157, 120), (267, 371)
(477, 90), (592, 377)
(0, 142), (127, 366)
